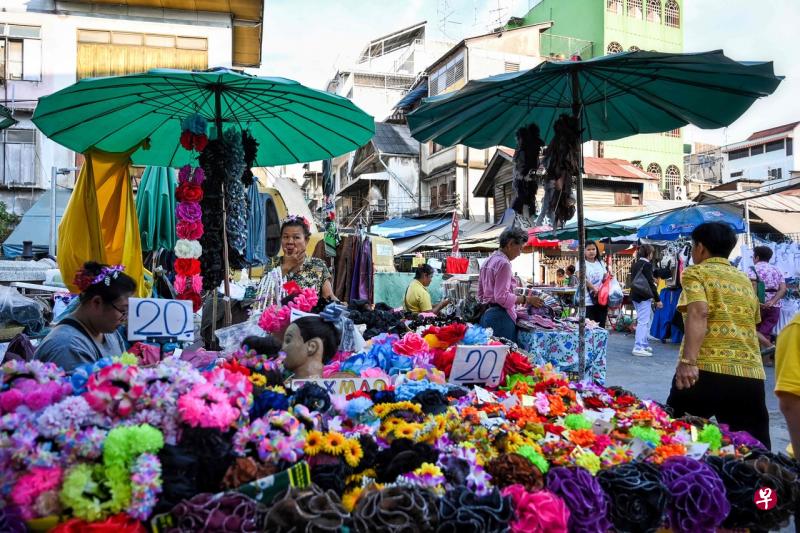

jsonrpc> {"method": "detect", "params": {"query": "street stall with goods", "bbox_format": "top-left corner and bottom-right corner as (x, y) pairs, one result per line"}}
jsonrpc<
(0, 51), (794, 532)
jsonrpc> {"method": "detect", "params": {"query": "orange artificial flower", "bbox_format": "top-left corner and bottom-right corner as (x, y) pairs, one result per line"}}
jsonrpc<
(568, 429), (597, 447)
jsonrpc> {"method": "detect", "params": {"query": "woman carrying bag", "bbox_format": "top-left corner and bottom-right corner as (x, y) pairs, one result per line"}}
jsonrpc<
(630, 244), (663, 357)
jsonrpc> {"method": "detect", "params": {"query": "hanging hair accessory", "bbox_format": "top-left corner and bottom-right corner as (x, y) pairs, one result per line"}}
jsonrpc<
(282, 214), (310, 228)
(320, 303), (365, 353)
(74, 265), (125, 291)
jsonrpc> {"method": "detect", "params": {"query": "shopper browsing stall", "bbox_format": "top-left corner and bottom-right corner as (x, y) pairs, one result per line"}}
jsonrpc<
(268, 215), (335, 301)
(630, 244), (663, 357)
(404, 264), (450, 315)
(478, 227), (544, 343)
(666, 222), (770, 448)
(35, 262), (136, 372)
(748, 245), (787, 365)
(582, 241), (608, 328)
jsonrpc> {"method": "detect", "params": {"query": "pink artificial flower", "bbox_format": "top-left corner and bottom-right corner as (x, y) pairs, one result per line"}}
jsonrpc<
(323, 361), (342, 378)
(11, 466), (63, 519)
(177, 220), (204, 240)
(502, 485), (570, 533)
(174, 274), (187, 294)
(361, 367), (391, 380)
(192, 166), (205, 185)
(392, 332), (430, 357)
(177, 382), (238, 430)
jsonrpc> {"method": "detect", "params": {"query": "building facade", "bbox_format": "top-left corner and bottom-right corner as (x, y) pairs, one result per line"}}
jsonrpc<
(0, 0), (262, 213)
(509, 0), (684, 193)
(721, 121), (799, 189)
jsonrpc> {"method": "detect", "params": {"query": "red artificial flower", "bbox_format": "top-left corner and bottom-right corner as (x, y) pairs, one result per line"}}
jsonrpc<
(177, 220), (204, 240)
(436, 323), (467, 345)
(179, 131), (193, 151)
(615, 395), (636, 408)
(178, 289), (202, 312)
(283, 281), (301, 295)
(222, 359), (251, 377)
(193, 133), (209, 152)
(53, 513), (147, 533)
(345, 391), (372, 401)
(543, 423), (565, 436)
(176, 182), (204, 203)
(503, 351), (533, 376)
(174, 258), (201, 277)
(432, 346), (457, 378)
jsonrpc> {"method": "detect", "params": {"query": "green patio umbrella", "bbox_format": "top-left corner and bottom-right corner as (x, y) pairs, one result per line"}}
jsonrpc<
(0, 104), (17, 130)
(538, 219), (636, 241)
(31, 67), (375, 167)
(409, 50), (782, 376)
(135, 166), (176, 252)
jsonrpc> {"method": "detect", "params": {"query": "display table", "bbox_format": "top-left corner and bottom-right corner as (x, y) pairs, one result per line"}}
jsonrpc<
(518, 327), (608, 383)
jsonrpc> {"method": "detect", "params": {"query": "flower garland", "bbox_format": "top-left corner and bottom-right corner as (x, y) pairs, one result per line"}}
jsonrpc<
(174, 113), (208, 312)
(258, 281), (319, 334)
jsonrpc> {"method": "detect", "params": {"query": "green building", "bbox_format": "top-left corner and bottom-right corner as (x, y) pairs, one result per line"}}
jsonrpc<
(508, 0), (685, 196)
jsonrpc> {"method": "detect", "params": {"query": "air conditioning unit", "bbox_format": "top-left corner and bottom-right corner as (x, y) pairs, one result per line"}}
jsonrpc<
(671, 184), (686, 201)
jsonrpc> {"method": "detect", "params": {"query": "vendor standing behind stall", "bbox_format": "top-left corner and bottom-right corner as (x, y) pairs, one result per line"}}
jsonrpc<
(35, 262), (136, 372)
(404, 264), (450, 314)
(478, 227), (544, 343)
(267, 215), (335, 301)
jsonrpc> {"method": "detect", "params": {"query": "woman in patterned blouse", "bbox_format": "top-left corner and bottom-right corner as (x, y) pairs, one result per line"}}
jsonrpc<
(267, 215), (335, 300)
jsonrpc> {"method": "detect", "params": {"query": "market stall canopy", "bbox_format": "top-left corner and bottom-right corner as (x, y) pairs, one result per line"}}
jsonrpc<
(392, 219), (496, 254)
(408, 50), (783, 148)
(526, 233), (560, 249)
(370, 217), (451, 240)
(637, 204), (745, 240)
(0, 105), (16, 131)
(2, 189), (70, 258)
(537, 219), (637, 241)
(695, 188), (800, 237)
(135, 166), (176, 252)
(32, 68), (375, 167)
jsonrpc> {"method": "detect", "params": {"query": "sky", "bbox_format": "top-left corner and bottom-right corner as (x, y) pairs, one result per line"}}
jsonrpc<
(257, 0), (800, 147)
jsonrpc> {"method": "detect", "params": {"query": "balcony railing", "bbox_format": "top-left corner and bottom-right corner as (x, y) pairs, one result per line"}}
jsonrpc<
(339, 194), (461, 227)
(539, 33), (594, 59)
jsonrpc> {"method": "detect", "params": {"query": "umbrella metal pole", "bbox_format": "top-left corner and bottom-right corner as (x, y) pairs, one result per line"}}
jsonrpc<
(571, 69), (588, 379)
(214, 86), (233, 326)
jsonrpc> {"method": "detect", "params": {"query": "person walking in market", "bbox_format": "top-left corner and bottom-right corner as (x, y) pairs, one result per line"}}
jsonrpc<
(630, 244), (663, 357)
(666, 222), (770, 448)
(478, 227), (544, 344)
(748, 245), (787, 367)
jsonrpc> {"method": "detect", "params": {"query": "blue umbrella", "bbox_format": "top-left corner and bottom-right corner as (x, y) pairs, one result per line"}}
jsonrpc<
(637, 205), (745, 240)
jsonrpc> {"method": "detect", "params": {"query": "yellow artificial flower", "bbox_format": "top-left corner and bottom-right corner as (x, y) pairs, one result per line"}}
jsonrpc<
(324, 431), (347, 455)
(415, 462), (443, 478)
(342, 487), (364, 512)
(372, 404), (390, 418)
(395, 423), (418, 440)
(382, 417), (403, 431)
(248, 373), (267, 387)
(344, 439), (364, 468)
(304, 430), (325, 456)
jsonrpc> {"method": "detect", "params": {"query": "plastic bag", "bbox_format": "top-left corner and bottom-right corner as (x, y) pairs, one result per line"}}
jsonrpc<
(0, 286), (46, 334)
(214, 319), (264, 353)
(608, 277), (624, 308)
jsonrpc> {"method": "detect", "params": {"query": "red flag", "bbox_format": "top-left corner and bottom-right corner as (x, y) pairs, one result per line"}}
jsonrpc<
(452, 210), (460, 257)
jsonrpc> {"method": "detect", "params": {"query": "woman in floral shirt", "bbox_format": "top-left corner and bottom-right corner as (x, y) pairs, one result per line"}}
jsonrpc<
(748, 246), (787, 364)
(267, 215), (335, 300)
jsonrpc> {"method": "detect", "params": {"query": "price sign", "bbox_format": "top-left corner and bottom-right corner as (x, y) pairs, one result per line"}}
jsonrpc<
(448, 345), (509, 388)
(291, 376), (392, 395)
(127, 298), (194, 342)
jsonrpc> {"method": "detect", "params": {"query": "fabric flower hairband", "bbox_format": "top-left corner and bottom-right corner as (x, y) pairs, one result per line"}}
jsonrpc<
(74, 265), (125, 292)
(282, 214), (310, 229)
(174, 113), (208, 312)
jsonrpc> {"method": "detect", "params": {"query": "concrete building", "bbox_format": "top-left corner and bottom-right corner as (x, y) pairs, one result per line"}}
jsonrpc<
(0, 0), (263, 213)
(415, 23), (554, 222)
(508, 0), (684, 193)
(721, 121), (799, 190)
(474, 148), (662, 223)
(683, 142), (723, 199)
(299, 161), (324, 223)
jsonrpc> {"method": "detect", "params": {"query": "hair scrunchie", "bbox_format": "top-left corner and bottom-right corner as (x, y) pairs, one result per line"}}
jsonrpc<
(596, 461), (668, 533)
(547, 466), (611, 533)
(352, 485), (438, 533)
(660, 456), (730, 532)
(265, 484), (350, 532)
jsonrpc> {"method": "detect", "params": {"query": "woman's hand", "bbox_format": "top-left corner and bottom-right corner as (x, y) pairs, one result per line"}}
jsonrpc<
(656, 301), (664, 309)
(526, 295), (546, 308)
(282, 251), (305, 274)
(675, 362), (699, 390)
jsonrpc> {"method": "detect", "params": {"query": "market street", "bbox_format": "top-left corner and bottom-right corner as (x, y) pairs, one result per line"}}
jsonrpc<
(605, 330), (791, 453)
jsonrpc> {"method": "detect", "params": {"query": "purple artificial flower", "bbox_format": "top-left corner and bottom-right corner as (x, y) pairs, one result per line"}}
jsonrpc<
(176, 201), (202, 222)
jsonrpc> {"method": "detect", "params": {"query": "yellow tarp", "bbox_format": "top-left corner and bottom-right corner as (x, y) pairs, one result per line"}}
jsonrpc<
(59, 148), (148, 297)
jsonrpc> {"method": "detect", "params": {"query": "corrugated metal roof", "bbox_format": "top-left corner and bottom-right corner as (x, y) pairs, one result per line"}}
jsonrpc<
(372, 122), (420, 156)
(484, 150), (654, 180)
(747, 121), (800, 141)
(392, 219), (495, 254)
(370, 217), (449, 239)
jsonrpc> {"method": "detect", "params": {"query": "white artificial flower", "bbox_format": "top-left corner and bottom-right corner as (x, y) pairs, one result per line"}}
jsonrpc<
(175, 239), (202, 259)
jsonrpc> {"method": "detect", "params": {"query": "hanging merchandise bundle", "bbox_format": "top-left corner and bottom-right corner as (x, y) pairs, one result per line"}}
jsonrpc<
(1, 306), (798, 532)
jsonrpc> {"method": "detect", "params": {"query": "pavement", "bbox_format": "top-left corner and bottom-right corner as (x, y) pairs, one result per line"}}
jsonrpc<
(603, 329), (790, 454)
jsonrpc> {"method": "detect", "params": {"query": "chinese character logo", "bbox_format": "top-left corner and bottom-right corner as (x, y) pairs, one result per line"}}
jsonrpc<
(754, 486), (777, 511)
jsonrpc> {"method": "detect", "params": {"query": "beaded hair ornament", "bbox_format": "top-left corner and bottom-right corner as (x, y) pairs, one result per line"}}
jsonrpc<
(282, 215), (310, 229)
(74, 265), (125, 292)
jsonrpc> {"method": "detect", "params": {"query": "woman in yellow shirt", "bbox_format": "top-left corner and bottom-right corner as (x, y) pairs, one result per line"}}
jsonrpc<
(404, 264), (450, 314)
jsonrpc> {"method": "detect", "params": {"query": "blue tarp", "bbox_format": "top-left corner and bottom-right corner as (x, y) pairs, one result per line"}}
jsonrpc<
(370, 217), (450, 240)
(395, 82), (428, 110)
(3, 189), (71, 258)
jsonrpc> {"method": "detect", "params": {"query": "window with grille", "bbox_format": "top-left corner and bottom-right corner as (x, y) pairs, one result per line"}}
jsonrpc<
(751, 144), (765, 155)
(765, 140), (784, 153)
(0, 128), (37, 185)
(728, 148), (749, 160)
(647, 163), (663, 179)
(768, 168), (782, 180)
(0, 24), (42, 81)
(627, 0), (643, 18)
(629, 45), (640, 52)
(730, 170), (743, 178)
(665, 165), (681, 188)
(662, 128), (681, 138)
(606, 42), (624, 54)
(504, 61), (520, 73)
(664, 0), (680, 27)
(646, 0), (661, 22)
(607, 0), (622, 13)
(430, 51), (465, 96)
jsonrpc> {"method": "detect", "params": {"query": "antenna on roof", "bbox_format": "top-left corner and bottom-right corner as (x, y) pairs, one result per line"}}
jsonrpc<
(437, 0), (461, 40)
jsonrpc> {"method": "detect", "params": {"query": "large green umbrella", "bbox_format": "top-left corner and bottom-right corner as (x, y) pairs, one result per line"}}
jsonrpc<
(0, 104), (17, 130)
(409, 50), (782, 376)
(135, 166), (176, 252)
(538, 219), (636, 241)
(32, 67), (375, 167)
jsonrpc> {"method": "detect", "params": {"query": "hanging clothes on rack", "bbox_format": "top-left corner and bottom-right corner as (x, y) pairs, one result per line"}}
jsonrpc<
(446, 256), (469, 274)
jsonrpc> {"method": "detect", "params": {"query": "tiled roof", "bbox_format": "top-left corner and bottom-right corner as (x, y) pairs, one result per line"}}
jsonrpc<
(746, 121), (800, 141)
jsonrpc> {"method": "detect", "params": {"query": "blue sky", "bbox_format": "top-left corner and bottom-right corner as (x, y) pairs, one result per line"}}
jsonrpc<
(259, 0), (799, 146)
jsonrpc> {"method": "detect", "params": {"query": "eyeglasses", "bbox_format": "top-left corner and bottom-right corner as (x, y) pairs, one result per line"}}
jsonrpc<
(110, 302), (128, 317)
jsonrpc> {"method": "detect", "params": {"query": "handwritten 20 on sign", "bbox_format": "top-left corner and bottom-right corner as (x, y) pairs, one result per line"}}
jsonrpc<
(448, 345), (509, 388)
(127, 298), (194, 342)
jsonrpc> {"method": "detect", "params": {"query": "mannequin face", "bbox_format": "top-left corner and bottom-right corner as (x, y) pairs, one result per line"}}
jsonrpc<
(281, 323), (324, 378)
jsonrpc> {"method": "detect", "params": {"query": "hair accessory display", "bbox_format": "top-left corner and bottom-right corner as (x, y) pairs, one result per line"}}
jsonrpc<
(74, 265), (125, 291)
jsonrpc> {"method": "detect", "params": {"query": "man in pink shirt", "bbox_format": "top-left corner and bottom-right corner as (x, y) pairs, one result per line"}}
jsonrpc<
(478, 227), (544, 343)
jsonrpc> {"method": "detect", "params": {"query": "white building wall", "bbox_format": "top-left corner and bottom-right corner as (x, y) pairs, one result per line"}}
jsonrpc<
(0, 4), (232, 212)
(723, 133), (798, 190)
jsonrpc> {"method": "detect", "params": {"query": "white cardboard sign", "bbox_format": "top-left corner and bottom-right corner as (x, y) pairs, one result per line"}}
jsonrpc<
(448, 345), (509, 388)
(127, 298), (194, 342)
(291, 376), (392, 395)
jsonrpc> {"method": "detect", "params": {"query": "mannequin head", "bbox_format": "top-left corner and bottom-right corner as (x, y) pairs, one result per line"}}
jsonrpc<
(281, 317), (341, 379)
